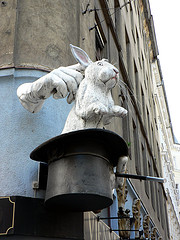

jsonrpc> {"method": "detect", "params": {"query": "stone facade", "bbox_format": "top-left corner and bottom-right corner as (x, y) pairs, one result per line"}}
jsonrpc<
(152, 59), (180, 239)
(0, 0), (177, 239)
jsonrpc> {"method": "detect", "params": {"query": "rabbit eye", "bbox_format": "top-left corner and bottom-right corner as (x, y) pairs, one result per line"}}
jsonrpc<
(97, 62), (103, 66)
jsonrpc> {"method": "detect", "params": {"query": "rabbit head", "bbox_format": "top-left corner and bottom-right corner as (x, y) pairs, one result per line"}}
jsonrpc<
(70, 44), (119, 89)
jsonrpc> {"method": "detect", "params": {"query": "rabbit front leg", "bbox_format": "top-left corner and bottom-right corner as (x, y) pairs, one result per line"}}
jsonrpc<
(112, 105), (128, 118)
(17, 64), (83, 113)
(102, 105), (128, 125)
(17, 73), (70, 113)
(81, 102), (109, 119)
(89, 102), (109, 115)
(82, 102), (109, 129)
(75, 85), (109, 119)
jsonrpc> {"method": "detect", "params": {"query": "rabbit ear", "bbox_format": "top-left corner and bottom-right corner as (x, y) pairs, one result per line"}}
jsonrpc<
(70, 44), (92, 68)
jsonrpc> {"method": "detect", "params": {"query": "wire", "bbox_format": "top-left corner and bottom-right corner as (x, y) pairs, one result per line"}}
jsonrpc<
(82, 3), (90, 14)
(89, 0), (135, 31)
(89, 0), (134, 12)
(82, 0), (91, 14)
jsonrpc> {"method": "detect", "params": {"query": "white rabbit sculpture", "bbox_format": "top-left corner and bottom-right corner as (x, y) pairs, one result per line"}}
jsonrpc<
(17, 44), (128, 189)
(17, 44), (127, 134)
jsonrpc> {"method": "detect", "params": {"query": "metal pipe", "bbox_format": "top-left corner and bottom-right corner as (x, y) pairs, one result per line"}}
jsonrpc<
(99, 216), (131, 220)
(119, 239), (146, 240)
(115, 173), (165, 183)
(111, 229), (140, 232)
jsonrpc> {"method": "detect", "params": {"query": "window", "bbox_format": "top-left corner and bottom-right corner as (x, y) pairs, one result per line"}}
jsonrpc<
(125, 28), (133, 87)
(164, 199), (170, 238)
(130, 3), (135, 43)
(95, 25), (107, 60)
(95, 13), (107, 60)
(133, 120), (141, 174)
(151, 124), (154, 152)
(159, 186), (165, 229)
(125, 27), (130, 64)
(141, 86), (146, 122)
(156, 185), (160, 221)
(142, 143), (149, 196)
(122, 97), (130, 150)
(149, 160), (156, 210)
(142, 53), (147, 90)
(134, 61), (140, 109)
(146, 108), (151, 141)
(136, 28), (140, 59)
(114, 0), (120, 32)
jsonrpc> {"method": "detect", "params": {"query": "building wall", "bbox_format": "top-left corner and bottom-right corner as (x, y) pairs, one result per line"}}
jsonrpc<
(82, 0), (171, 238)
(173, 144), (180, 220)
(0, 0), (94, 197)
(0, 1), (95, 239)
(84, 212), (120, 240)
(103, 0), (168, 238)
(0, 0), (95, 70)
(0, 68), (73, 197)
(0, 0), (174, 239)
(151, 59), (180, 239)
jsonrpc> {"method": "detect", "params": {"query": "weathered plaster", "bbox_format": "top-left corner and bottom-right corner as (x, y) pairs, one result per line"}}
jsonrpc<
(0, 0), (93, 71)
(0, 68), (72, 197)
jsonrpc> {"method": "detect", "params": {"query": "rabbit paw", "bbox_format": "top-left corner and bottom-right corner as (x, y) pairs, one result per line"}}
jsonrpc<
(86, 103), (108, 116)
(93, 104), (109, 115)
(112, 105), (128, 118)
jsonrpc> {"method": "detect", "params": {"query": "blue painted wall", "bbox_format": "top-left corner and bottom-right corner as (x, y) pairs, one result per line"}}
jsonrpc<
(0, 68), (72, 198)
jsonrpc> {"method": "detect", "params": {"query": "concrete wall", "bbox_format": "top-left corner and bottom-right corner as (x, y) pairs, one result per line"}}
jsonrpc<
(0, 68), (72, 197)
(0, 0), (95, 70)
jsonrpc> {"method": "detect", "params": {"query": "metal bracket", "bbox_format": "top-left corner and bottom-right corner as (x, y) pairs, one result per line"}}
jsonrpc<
(115, 173), (165, 183)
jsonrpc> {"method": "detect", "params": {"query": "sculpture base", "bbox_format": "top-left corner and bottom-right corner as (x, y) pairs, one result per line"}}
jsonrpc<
(45, 194), (112, 212)
(30, 129), (128, 211)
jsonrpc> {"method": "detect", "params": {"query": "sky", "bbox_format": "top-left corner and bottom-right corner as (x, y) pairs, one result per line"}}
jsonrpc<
(149, 0), (180, 143)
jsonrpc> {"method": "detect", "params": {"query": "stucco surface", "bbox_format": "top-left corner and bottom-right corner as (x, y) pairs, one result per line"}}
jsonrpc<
(0, 0), (81, 70)
(0, 0), (17, 68)
(0, 69), (72, 197)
